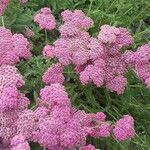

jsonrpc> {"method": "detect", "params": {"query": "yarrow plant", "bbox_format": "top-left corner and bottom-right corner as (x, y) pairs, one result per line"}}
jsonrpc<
(34, 7), (56, 31)
(0, 65), (135, 150)
(43, 10), (134, 94)
(0, 2), (149, 149)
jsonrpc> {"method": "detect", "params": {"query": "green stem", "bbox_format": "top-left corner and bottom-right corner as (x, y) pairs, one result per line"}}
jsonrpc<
(45, 29), (48, 43)
(1, 16), (5, 27)
(88, 0), (94, 15)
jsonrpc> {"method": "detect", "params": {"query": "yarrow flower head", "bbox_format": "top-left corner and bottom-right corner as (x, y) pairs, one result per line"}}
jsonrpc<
(0, 0), (10, 16)
(0, 65), (30, 149)
(113, 115), (135, 141)
(124, 42), (150, 87)
(79, 144), (99, 150)
(42, 63), (65, 85)
(34, 7), (56, 30)
(0, 27), (32, 65)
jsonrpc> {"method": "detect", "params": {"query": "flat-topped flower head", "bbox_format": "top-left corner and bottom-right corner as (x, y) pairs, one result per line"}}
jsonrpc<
(0, 27), (32, 65)
(34, 7), (56, 30)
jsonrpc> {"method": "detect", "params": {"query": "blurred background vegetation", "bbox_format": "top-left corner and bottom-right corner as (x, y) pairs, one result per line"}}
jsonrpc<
(1, 0), (150, 149)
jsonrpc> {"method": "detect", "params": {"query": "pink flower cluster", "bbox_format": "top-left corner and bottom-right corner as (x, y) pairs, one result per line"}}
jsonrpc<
(17, 83), (136, 149)
(0, 65), (135, 149)
(34, 7), (56, 30)
(0, 0), (10, 16)
(124, 42), (150, 87)
(113, 115), (135, 141)
(0, 27), (32, 65)
(0, 65), (30, 149)
(43, 10), (134, 94)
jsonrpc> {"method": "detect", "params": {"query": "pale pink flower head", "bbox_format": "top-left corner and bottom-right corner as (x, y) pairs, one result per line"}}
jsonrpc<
(98, 25), (133, 48)
(79, 144), (98, 150)
(113, 115), (135, 141)
(12, 142), (30, 150)
(43, 44), (54, 59)
(34, 7), (56, 30)
(11, 134), (26, 147)
(61, 9), (93, 30)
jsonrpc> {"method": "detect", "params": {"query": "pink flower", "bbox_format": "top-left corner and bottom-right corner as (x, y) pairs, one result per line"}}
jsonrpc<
(0, 27), (32, 65)
(43, 44), (54, 59)
(79, 144), (98, 150)
(113, 115), (135, 141)
(0, 0), (10, 16)
(42, 63), (65, 85)
(90, 123), (112, 138)
(40, 84), (70, 108)
(106, 75), (128, 95)
(34, 7), (56, 30)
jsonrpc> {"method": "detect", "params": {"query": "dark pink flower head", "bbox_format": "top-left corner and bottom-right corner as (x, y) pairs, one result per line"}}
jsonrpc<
(42, 63), (65, 85)
(0, 27), (32, 65)
(0, 0), (10, 16)
(34, 7), (56, 30)
(40, 84), (70, 108)
(113, 115), (135, 141)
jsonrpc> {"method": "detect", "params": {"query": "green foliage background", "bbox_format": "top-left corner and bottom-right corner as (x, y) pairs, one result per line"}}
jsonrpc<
(1, 0), (150, 149)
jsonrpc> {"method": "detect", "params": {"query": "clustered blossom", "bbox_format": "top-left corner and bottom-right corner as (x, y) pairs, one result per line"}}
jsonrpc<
(79, 144), (99, 150)
(11, 135), (30, 150)
(34, 7), (56, 30)
(43, 10), (134, 94)
(0, 27), (32, 65)
(124, 42), (150, 87)
(113, 115), (135, 141)
(0, 65), (30, 149)
(42, 63), (65, 85)
(0, 66), (135, 150)
(0, 0), (10, 16)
